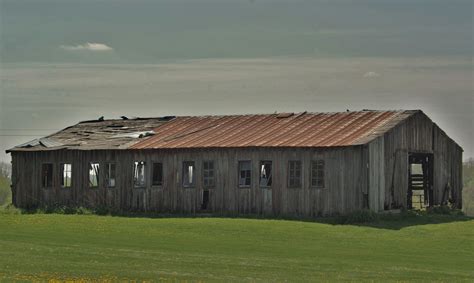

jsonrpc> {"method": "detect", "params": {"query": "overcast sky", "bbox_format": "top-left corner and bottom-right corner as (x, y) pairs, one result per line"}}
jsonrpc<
(0, 0), (473, 161)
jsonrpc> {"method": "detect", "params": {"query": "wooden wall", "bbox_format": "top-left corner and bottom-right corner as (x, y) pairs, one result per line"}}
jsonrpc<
(10, 146), (368, 216)
(432, 125), (463, 208)
(377, 112), (463, 209)
(368, 137), (385, 212)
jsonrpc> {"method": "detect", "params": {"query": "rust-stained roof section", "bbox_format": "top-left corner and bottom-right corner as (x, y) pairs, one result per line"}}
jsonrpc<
(131, 110), (418, 149)
(7, 110), (419, 152)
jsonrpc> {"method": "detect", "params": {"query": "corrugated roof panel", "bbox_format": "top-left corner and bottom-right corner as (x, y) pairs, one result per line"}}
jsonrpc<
(130, 110), (417, 149)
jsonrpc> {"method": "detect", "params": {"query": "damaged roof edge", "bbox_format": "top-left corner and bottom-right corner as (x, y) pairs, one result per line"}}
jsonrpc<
(79, 115), (176, 124)
(6, 137), (64, 153)
(6, 116), (175, 153)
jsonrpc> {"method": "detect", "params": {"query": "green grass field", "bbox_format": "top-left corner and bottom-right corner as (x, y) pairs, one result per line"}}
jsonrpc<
(0, 213), (473, 281)
(1, 162), (473, 281)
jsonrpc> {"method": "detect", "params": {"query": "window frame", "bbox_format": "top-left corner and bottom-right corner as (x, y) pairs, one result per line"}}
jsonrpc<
(88, 162), (100, 189)
(151, 162), (164, 187)
(104, 162), (117, 188)
(259, 160), (273, 188)
(288, 160), (302, 188)
(238, 160), (252, 188)
(41, 163), (53, 189)
(202, 160), (215, 188)
(133, 161), (147, 188)
(311, 160), (325, 189)
(182, 161), (196, 188)
(59, 162), (73, 189)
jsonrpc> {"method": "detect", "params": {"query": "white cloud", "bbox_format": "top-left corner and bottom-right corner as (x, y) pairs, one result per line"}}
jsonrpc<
(60, 42), (113, 51)
(363, 71), (381, 78)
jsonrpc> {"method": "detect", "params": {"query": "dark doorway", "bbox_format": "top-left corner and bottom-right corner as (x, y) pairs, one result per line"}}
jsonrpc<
(201, 190), (210, 210)
(407, 153), (433, 209)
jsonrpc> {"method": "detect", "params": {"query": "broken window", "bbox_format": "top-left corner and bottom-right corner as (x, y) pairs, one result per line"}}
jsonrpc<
(89, 163), (100, 188)
(288, 160), (302, 188)
(60, 163), (72, 188)
(238, 161), (251, 187)
(311, 160), (325, 188)
(259, 161), (273, 187)
(182, 161), (195, 187)
(41, 163), (53, 188)
(203, 161), (215, 187)
(105, 163), (116, 188)
(152, 162), (163, 186)
(133, 161), (146, 187)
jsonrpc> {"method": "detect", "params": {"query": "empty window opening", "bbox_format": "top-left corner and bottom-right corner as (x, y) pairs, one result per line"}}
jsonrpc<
(89, 163), (100, 188)
(41, 163), (53, 188)
(152, 162), (163, 186)
(183, 161), (195, 187)
(238, 161), (252, 187)
(201, 190), (210, 210)
(133, 161), (146, 187)
(203, 161), (215, 187)
(311, 160), (325, 188)
(60, 163), (72, 188)
(408, 153), (433, 210)
(259, 161), (273, 187)
(105, 163), (116, 188)
(288, 160), (302, 188)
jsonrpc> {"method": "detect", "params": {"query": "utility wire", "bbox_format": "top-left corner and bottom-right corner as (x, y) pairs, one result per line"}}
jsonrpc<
(0, 134), (49, 136)
(0, 129), (60, 131)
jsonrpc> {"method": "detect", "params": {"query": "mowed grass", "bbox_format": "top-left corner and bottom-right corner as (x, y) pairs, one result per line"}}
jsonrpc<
(0, 214), (473, 282)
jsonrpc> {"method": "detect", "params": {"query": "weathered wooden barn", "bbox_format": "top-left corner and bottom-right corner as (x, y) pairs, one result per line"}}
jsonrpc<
(7, 110), (463, 216)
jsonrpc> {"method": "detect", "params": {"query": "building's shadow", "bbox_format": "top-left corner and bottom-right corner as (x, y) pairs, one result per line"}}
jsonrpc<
(263, 211), (471, 230)
(105, 209), (473, 231)
(344, 214), (472, 230)
(11, 203), (473, 231)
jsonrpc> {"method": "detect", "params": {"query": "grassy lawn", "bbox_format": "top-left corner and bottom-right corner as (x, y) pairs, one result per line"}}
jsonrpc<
(0, 214), (473, 281)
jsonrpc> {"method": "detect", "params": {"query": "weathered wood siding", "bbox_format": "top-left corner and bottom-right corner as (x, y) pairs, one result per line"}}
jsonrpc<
(368, 137), (385, 212)
(376, 112), (462, 209)
(11, 147), (367, 216)
(432, 125), (463, 208)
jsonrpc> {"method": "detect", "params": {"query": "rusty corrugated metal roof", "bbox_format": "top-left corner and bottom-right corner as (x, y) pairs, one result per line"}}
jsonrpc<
(130, 110), (418, 149)
(7, 110), (419, 152)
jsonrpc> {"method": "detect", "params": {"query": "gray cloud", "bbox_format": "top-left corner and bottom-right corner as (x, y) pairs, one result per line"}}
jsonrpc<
(60, 43), (113, 51)
(363, 71), (381, 78)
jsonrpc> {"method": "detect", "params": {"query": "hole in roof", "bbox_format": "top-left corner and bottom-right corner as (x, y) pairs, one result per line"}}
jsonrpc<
(159, 116), (176, 121)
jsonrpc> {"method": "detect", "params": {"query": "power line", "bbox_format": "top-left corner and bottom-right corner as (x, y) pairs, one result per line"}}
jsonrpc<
(0, 134), (49, 136)
(0, 129), (60, 131)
